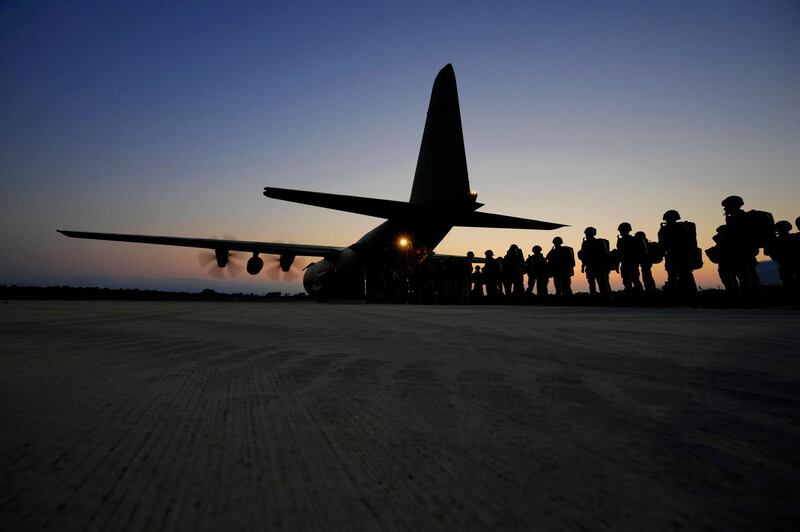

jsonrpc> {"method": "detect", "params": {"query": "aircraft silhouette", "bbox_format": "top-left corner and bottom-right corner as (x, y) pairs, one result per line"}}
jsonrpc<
(59, 64), (566, 299)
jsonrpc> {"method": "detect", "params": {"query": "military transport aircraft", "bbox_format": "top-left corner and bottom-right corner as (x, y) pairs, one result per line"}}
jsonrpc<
(59, 64), (565, 299)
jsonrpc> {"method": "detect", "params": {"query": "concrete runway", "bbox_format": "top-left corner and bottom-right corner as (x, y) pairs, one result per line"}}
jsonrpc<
(1, 301), (798, 531)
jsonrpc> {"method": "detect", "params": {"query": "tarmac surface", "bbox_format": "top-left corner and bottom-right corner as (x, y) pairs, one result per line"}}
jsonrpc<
(1, 301), (798, 531)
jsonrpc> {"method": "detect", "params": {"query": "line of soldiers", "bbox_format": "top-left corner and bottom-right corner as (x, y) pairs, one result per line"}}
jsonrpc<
(706, 196), (799, 296)
(464, 196), (799, 304)
(396, 195), (797, 304)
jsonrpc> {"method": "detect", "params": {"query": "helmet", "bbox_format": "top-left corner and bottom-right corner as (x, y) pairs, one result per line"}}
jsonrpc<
(775, 220), (792, 234)
(634, 231), (646, 239)
(552, 236), (563, 245)
(663, 210), (680, 222)
(532, 245), (542, 253)
(618, 222), (632, 233)
(584, 226), (597, 236)
(484, 249), (494, 257)
(721, 195), (744, 209)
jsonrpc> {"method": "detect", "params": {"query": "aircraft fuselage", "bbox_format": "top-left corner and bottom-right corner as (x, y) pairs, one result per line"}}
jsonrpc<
(302, 215), (455, 299)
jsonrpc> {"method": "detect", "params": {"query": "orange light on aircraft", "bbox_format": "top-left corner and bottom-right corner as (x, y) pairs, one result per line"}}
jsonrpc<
(398, 237), (410, 248)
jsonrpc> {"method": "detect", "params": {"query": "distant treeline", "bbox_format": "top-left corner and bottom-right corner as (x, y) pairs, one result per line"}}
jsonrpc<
(0, 285), (309, 302)
(1, 284), (796, 308)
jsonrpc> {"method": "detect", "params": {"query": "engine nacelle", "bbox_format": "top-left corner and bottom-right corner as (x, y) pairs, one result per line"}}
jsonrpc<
(246, 255), (264, 275)
(279, 254), (295, 272)
(303, 260), (333, 298)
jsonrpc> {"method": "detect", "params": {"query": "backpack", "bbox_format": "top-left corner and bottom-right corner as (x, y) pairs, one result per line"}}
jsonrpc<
(681, 221), (698, 248)
(691, 247), (703, 270)
(598, 238), (610, 257)
(745, 210), (775, 249)
(705, 246), (720, 265)
(607, 249), (620, 271)
(647, 241), (664, 264)
(564, 246), (576, 269)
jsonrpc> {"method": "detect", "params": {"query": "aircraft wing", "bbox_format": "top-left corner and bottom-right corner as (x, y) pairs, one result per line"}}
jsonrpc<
(453, 211), (566, 230)
(57, 230), (344, 257)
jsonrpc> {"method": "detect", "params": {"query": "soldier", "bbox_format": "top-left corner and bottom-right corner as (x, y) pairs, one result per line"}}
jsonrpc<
(617, 222), (645, 293)
(471, 265), (485, 301)
(457, 252), (476, 303)
(502, 246), (514, 298)
(635, 231), (659, 294)
(765, 221), (796, 290)
(577, 227), (610, 297)
(525, 245), (549, 299)
(723, 195), (773, 297)
(706, 225), (738, 293)
(515, 245), (525, 297)
(483, 250), (500, 301)
(504, 244), (525, 301)
(496, 256), (506, 300)
(546, 236), (575, 298)
(795, 217), (800, 284)
(657, 210), (697, 299)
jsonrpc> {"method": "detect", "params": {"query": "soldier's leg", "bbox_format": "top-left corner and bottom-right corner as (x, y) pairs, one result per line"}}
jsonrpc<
(641, 265), (656, 293)
(749, 259), (761, 291)
(632, 265), (643, 292)
(537, 276), (548, 298)
(684, 268), (697, 296)
(735, 263), (753, 296)
(719, 268), (733, 292)
(599, 273), (611, 296)
(620, 264), (632, 291)
(778, 265), (793, 289)
(664, 260), (678, 293)
(587, 271), (597, 295)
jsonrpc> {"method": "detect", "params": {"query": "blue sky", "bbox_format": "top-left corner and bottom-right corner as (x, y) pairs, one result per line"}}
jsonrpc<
(1, 1), (798, 292)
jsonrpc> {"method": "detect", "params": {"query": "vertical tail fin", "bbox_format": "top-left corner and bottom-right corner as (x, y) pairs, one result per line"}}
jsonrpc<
(409, 64), (472, 205)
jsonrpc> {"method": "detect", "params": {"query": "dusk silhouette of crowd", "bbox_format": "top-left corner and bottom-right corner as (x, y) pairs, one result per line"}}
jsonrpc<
(384, 196), (799, 305)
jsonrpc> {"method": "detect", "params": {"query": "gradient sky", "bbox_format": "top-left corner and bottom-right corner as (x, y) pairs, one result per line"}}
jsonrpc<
(2, 1), (799, 293)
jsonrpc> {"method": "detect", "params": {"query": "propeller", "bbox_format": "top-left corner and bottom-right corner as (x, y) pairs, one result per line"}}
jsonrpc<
(263, 254), (308, 282)
(198, 235), (244, 278)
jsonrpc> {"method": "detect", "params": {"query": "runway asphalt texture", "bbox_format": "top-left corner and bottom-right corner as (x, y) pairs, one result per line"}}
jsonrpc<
(1, 301), (798, 530)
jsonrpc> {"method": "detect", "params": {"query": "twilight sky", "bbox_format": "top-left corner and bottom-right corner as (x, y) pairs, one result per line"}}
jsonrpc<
(1, 1), (799, 293)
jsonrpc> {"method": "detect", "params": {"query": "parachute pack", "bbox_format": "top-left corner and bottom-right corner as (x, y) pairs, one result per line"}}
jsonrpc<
(744, 210), (775, 249)
(679, 221), (702, 269)
(607, 249), (620, 271)
(705, 245), (721, 265)
(691, 247), (704, 270)
(565, 246), (576, 269)
(646, 241), (664, 264)
(598, 238), (610, 257)
(682, 221), (698, 248)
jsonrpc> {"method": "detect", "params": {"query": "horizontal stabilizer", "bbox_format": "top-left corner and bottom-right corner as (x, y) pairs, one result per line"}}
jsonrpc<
(454, 211), (566, 231)
(264, 187), (419, 219)
(429, 252), (486, 264)
(57, 230), (344, 257)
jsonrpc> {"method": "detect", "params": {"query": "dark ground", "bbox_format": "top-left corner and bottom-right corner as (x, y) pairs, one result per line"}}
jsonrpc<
(1, 301), (798, 530)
